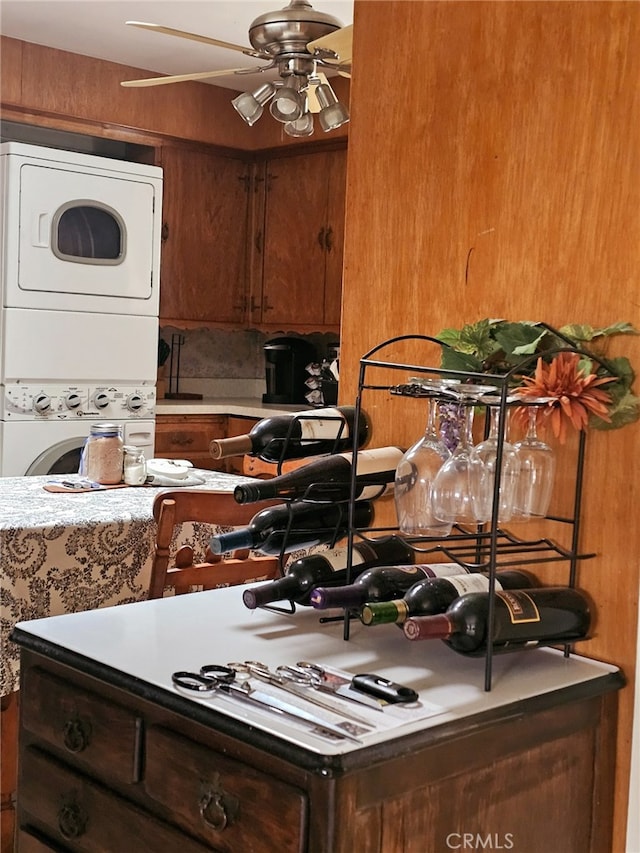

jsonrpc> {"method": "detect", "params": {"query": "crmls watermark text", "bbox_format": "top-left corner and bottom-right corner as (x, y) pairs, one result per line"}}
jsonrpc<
(446, 833), (515, 850)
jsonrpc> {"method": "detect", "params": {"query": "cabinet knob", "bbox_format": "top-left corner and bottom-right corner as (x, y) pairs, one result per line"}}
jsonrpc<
(161, 222), (169, 242)
(199, 790), (229, 832)
(58, 799), (88, 839)
(63, 717), (92, 753)
(317, 226), (326, 250)
(263, 296), (275, 313)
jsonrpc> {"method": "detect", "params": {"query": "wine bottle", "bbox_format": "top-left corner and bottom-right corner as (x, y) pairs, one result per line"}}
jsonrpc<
(403, 587), (591, 655)
(360, 570), (536, 626)
(209, 406), (371, 462)
(242, 535), (416, 610)
(233, 446), (405, 505)
(310, 562), (469, 610)
(208, 500), (374, 557)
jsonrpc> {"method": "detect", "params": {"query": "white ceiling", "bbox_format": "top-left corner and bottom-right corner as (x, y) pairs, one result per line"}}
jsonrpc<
(0, 0), (354, 90)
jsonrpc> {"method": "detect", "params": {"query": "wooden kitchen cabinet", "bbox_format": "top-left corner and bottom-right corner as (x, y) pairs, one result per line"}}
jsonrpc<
(249, 148), (346, 330)
(14, 644), (621, 853)
(154, 415), (227, 470)
(155, 415), (260, 473)
(158, 145), (251, 325)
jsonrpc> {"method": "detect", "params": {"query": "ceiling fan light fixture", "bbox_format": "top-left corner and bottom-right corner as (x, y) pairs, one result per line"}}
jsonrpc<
(315, 82), (350, 132)
(284, 112), (315, 137)
(269, 77), (305, 123)
(231, 82), (276, 126)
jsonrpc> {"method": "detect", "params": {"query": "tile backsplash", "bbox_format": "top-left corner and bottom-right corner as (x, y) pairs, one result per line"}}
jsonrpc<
(159, 326), (337, 398)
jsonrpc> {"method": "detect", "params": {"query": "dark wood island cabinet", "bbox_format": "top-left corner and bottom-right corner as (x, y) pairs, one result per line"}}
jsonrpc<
(11, 588), (623, 853)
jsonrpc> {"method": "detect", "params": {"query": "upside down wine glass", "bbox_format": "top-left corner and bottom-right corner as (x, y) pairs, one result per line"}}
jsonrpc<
(470, 404), (519, 523)
(394, 387), (453, 537)
(431, 384), (494, 525)
(512, 401), (556, 520)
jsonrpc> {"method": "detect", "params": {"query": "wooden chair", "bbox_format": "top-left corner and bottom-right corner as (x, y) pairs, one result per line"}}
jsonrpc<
(148, 489), (281, 599)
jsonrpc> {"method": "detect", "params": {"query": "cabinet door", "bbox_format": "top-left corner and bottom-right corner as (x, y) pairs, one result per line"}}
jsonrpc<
(258, 152), (333, 326)
(159, 146), (249, 324)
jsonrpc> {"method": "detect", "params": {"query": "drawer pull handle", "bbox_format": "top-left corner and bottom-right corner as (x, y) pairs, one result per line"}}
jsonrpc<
(63, 717), (92, 753)
(58, 800), (88, 840)
(169, 434), (194, 446)
(199, 790), (228, 832)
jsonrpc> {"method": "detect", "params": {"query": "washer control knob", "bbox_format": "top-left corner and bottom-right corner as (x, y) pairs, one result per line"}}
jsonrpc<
(34, 393), (51, 413)
(126, 393), (144, 412)
(65, 392), (83, 410)
(93, 391), (110, 410)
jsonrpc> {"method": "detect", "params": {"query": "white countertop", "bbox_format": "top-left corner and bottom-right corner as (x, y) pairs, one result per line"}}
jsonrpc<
(156, 397), (310, 417)
(13, 584), (621, 759)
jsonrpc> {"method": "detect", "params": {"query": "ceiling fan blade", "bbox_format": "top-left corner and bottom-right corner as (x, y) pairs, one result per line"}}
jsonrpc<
(121, 67), (258, 88)
(307, 24), (353, 62)
(126, 21), (256, 56)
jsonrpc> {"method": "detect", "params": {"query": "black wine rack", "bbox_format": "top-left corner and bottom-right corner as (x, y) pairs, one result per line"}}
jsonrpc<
(337, 325), (616, 691)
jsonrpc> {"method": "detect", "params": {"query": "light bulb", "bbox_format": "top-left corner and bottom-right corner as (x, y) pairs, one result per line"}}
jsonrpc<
(231, 83), (276, 126)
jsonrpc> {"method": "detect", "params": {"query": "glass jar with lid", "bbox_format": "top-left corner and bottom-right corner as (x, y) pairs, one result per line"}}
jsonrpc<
(123, 445), (147, 486)
(80, 423), (124, 484)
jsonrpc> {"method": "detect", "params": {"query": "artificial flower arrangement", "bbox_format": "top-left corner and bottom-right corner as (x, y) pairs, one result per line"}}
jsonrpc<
(436, 319), (640, 442)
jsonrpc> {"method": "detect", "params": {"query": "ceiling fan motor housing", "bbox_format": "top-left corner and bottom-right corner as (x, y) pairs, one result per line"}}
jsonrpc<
(248, 0), (343, 61)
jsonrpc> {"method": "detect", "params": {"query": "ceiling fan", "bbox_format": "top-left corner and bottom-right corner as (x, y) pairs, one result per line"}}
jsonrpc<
(120, 0), (353, 137)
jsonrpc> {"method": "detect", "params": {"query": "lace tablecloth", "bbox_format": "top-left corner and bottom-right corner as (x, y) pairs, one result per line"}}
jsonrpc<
(0, 470), (254, 696)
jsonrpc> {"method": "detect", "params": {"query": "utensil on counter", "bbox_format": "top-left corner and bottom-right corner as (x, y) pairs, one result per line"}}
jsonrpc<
(171, 664), (363, 743)
(292, 662), (385, 711)
(228, 661), (375, 728)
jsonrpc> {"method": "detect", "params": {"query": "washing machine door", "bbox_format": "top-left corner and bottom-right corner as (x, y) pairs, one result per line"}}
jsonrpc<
(25, 437), (85, 475)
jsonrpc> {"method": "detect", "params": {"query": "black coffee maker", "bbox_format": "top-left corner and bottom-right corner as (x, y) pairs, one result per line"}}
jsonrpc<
(262, 337), (317, 405)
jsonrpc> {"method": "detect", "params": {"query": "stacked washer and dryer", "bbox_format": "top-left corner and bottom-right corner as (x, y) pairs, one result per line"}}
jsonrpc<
(0, 142), (163, 476)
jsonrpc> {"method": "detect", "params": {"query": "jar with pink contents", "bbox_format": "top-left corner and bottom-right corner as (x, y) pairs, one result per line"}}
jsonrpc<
(80, 423), (124, 484)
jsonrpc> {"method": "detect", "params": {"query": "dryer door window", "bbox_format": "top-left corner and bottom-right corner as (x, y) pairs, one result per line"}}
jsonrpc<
(54, 203), (125, 264)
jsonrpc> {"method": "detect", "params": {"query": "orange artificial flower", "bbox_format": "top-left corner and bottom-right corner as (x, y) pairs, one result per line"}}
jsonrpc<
(513, 352), (614, 443)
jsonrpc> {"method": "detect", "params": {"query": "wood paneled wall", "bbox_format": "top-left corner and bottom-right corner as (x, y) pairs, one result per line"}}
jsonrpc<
(340, 2), (639, 849)
(0, 36), (349, 150)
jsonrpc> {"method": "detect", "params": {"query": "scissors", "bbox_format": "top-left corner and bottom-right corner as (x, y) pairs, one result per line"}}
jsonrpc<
(285, 662), (385, 711)
(295, 662), (419, 706)
(228, 661), (374, 728)
(171, 664), (363, 743)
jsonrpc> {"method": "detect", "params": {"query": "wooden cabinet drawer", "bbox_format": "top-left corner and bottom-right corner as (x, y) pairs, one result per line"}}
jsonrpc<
(144, 725), (307, 852)
(15, 827), (63, 852)
(155, 415), (227, 470)
(20, 748), (211, 853)
(155, 416), (226, 453)
(21, 668), (141, 787)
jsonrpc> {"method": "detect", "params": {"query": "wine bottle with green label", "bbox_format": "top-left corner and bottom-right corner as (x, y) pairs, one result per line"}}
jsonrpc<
(360, 570), (536, 626)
